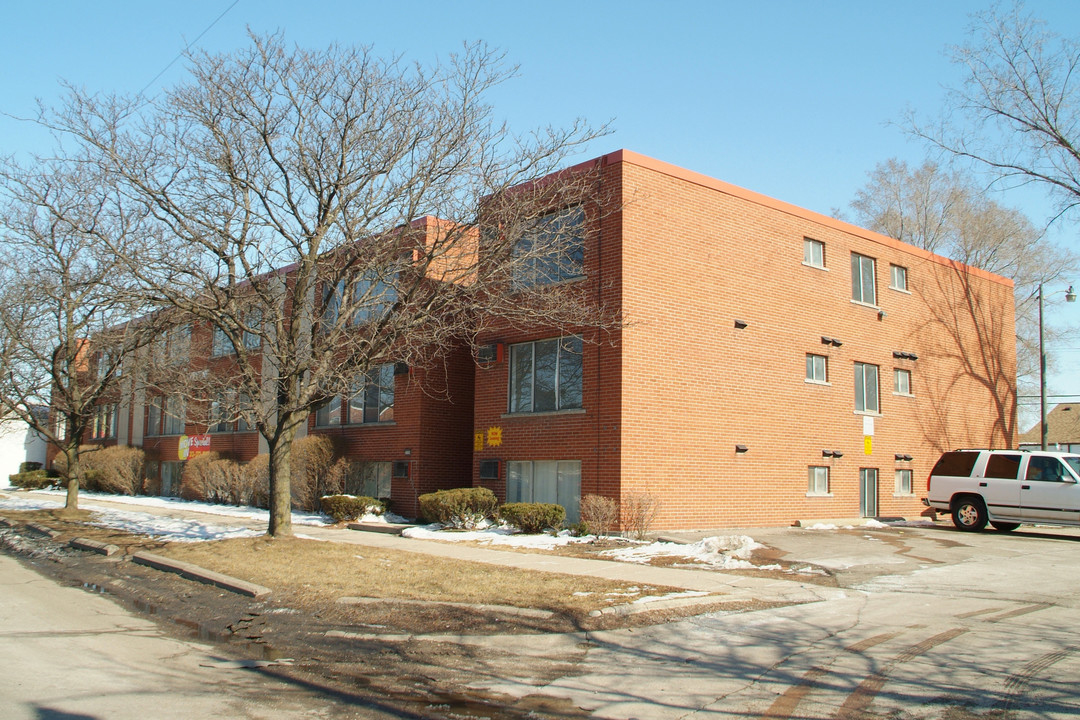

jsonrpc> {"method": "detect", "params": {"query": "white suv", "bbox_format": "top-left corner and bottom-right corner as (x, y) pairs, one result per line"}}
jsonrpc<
(924, 449), (1080, 532)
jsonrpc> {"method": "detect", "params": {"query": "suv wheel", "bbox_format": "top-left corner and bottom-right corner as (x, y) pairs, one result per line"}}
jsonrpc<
(990, 521), (1020, 532)
(952, 496), (988, 532)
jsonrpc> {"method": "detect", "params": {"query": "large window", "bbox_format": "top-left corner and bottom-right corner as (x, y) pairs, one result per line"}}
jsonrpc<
(163, 396), (185, 435)
(346, 461), (392, 499)
(243, 310), (262, 350)
(803, 238), (825, 268)
(808, 466), (830, 495)
(314, 364), (395, 426)
(352, 271), (398, 324)
(854, 362), (880, 413)
(349, 364), (395, 423)
(91, 403), (118, 440)
(509, 336), (583, 413)
(513, 207), (585, 287)
(506, 460), (581, 523)
(211, 326), (235, 357)
(806, 354), (828, 383)
(851, 252), (877, 305)
(208, 392), (232, 433)
(321, 279), (346, 329)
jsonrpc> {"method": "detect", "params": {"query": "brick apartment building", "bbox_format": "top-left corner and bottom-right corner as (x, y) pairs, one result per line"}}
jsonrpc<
(70, 150), (1016, 529)
(471, 150), (1016, 528)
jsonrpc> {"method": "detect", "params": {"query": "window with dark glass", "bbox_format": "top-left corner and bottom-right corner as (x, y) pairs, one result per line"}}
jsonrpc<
(513, 207), (585, 287)
(855, 362), (879, 413)
(348, 364), (395, 423)
(509, 336), (583, 413)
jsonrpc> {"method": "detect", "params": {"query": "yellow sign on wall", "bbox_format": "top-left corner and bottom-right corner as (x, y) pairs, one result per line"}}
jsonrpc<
(486, 427), (502, 447)
(473, 432), (484, 452)
(864, 436), (873, 455)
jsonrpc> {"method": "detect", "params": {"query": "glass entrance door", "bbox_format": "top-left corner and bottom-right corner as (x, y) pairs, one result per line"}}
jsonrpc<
(860, 468), (878, 518)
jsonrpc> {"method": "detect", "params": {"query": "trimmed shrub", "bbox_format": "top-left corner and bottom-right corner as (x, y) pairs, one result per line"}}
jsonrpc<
(581, 494), (619, 540)
(565, 521), (590, 537)
(179, 453), (268, 507)
(8, 469), (57, 490)
(18, 461), (42, 473)
(499, 502), (566, 534)
(321, 494), (383, 522)
(80, 446), (146, 495)
(292, 435), (346, 512)
(418, 487), (498, 529)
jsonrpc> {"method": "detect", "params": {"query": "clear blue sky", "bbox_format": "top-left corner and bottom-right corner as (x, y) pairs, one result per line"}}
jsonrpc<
(2, 1), (1078, 428)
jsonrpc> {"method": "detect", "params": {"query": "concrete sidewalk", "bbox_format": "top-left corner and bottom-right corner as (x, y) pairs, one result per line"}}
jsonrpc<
(22, 491), (842, 606)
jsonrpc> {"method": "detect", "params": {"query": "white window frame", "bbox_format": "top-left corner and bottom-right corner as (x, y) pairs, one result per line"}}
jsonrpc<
(851, 252), (877, 306)
(895, 468), (913, 496)
(807, 466), (830, 496)
(512, 207), (586, 288)
(894, 368), (913, 396)
(806, 353), (828, 384)
(855, 362), (880, 414)
(803, 238), (825, 269)
(890, 264), (908, 292)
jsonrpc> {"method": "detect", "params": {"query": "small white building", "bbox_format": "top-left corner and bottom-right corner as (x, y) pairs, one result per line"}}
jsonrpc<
(0, 412), (48, 488)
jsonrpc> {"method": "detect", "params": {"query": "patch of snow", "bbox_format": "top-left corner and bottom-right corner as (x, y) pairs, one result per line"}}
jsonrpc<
(632, 590), (709, 605)
(599, 535), (770, 569)
(401, 525), (594, 548)
(803, 523), (839, 530)
(862, 519), (889, 528)
(31, 488), (330, 526)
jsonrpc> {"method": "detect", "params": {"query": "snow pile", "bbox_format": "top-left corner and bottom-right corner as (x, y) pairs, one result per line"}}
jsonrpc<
(402, 524), (593, 548)
(32, 488), (329, 525)
(0, 493), (260, 542)
(600, 535), (779, 570)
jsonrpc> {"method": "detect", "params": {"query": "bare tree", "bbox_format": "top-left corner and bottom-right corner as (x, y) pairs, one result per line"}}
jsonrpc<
(43, 35), (614, 536)
(907, 2), (1080, 223)
(850, 158), (1077, 394)
(0, 159), (164, 510)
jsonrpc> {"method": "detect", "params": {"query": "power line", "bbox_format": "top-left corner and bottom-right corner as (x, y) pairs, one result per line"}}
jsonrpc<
(137, 0), (240, 98)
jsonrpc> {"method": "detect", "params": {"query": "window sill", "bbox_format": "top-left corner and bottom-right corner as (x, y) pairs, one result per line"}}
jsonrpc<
(806, 492), (834, 498)
(850, 299), (881, 311)
(889, 286), (912, 295)
(853, 410), (883, 417)
(892, 392), (915, 398)
(314, 421), (397, 430)
(804, 379), (831, 387)
(801, 262), (828, 271)
(893, 493), (915, 498)
(502, 408), (586, 419)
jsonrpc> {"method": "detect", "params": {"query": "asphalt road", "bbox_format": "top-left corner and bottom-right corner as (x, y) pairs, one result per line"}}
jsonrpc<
(0, 553), (350, 720)
(468, 523), (1080, 719)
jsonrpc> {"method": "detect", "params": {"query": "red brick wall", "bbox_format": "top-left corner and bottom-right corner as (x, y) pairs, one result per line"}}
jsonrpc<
(615, 153), (1015, 528)
(471, 151), (1016, 529)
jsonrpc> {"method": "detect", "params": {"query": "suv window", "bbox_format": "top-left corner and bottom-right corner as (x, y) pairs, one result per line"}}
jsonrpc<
(1026, 456), (1070, 483)
(930, 451), (980, 478)
(985, 454), (1022, 479)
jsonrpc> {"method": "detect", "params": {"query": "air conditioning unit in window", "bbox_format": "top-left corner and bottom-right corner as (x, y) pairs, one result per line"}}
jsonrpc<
(477, 343), (505, 364)
(478, 459), (501, 480)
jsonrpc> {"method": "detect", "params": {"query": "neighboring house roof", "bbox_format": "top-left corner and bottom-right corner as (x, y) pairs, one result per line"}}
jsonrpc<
(1019, 404), (1080, 445)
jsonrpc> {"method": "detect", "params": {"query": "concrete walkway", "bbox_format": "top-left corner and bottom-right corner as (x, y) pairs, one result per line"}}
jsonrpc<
(19, 491), (842, 606)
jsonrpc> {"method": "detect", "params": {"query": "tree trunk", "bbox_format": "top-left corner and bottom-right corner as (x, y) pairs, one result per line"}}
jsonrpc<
(63, 446), (80, 510)
(266, 418), (300, 537)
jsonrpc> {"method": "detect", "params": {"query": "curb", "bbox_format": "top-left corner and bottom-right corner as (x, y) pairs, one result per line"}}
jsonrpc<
(69, 537), (120, 556)
(589, 593), (734, 617)
(337, 595), (554, 619)
(131, 551), (271, 598)
(25, 522), (61, 539)
(346, 522), (413, 536)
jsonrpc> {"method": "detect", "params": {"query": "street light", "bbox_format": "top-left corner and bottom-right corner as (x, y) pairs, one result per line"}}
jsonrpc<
(1039, 283), (1076, 450)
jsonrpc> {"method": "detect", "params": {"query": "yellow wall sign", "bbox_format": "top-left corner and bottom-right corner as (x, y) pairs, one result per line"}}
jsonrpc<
(864, 436), (873, 455)
(486, 427), (502, 447)
(473, 432), (484, 452)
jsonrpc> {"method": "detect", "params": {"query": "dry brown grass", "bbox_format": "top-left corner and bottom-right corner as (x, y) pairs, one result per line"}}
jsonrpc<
(159, 535), (681, 617)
